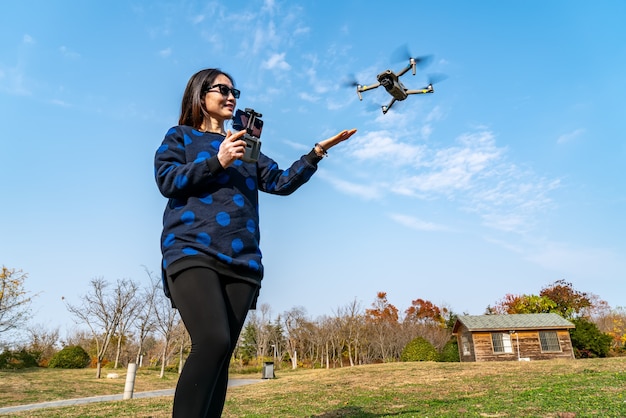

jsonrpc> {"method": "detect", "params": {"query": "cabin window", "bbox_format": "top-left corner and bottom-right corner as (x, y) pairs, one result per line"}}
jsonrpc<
(461, 336), (471, 356)
(539, 331), (561, 352)
(491, 332), (513, 353)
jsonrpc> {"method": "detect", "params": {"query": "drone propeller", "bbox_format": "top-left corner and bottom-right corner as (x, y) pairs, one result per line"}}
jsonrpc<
(426, 73), (448, 85)
(341, 74), (361, 88)
(391, 44), (433, 70)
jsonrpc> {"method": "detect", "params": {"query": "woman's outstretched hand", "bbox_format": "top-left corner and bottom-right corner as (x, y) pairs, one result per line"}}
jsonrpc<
(318, 128), (357, 151)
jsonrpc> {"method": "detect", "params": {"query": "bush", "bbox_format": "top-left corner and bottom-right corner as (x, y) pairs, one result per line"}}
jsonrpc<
(48, 345), (91, 369)
(0, 349), (39, 369)
(401, 337), (439, 362)
(570, 317), (613, 358)
(439, 339), (460, 362)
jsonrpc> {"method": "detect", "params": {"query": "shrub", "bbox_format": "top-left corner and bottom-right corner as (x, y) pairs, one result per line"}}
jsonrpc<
(48, 345), (91, 369)
(401, 336), (438, 362)
(0, 349), (39, 369)
(570, 318), (613, 358)
(439, 339), (460, 362)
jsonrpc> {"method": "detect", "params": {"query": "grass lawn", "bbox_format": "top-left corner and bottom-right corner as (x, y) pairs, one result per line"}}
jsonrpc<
(0, 358), (625, 417)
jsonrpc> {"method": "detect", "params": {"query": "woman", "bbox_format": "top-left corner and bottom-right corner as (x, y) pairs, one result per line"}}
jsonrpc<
(154, 68), (356, 417)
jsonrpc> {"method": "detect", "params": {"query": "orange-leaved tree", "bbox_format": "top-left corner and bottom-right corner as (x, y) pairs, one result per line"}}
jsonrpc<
(365, 292), (400, 361)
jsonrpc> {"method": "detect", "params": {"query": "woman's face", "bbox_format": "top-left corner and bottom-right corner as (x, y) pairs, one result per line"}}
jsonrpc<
(203, 74), (237, 123)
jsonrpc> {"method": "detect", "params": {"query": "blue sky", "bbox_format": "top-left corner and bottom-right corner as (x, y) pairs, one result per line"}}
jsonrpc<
(1, 1), (625, 337)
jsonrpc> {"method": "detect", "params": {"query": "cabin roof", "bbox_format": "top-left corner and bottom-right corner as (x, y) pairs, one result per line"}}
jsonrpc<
(453, 313), (575, 333)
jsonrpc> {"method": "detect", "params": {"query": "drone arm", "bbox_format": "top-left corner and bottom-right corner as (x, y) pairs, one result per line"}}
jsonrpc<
(356, 82), (381, 101)
(406, 85), (434, 95)
(396, 64), (413, 78)
(382, 97), (397, 114)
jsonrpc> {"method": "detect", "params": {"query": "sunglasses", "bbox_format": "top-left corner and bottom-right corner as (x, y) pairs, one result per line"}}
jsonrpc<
(205, 84), (240, 99)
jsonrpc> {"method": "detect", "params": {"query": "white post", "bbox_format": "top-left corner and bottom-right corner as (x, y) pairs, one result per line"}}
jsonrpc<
(123, 363), (137, 400)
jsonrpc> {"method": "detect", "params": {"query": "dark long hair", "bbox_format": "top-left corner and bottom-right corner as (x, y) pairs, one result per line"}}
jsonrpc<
(178, 68), (235, 128)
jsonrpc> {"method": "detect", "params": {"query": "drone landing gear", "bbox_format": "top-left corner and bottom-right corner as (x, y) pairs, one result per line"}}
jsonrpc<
(382, 98), (397, 114)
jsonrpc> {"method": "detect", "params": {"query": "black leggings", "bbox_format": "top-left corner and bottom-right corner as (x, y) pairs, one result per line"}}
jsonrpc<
(167, 267), (258, 417)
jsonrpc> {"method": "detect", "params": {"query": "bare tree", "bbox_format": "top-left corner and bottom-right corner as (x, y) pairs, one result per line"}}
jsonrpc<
(133, 268), (160, 366)
(64, 277), (138, 378)
(282, 306), (310, 369)
(245, 303), (273, 362)
(172, 321), (189, 375)
(334, 299), (365, 367)
(153, 283), (179, 378)
(26, 324), (60, 366)
(0, 266), (37, 342)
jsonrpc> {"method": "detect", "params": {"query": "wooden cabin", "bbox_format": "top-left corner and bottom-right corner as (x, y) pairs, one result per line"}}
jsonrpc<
(452, 313), (576, 362)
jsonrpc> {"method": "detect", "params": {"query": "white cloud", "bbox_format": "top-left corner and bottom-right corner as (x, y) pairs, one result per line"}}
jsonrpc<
(340, 127), (559, 235)
(316, 170), (382, 200)
(158, 48), (172, 58)
(557, 128), (585, 144)
(23, 34), (35, 44)
(262, 52), (291, 70)
(347, 130), (425, 166)
(59, 46), (80, 59)
(49, 99), (70, 107)
(298, 92), (318, 102)
(191, 15), (205, 24)
(262, 0), (276, 13)
(293, 25), (310, 36)
(388, 213), (450, 232)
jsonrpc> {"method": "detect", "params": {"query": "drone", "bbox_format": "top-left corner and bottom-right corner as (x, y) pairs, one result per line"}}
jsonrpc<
(348, 50), (444, 114)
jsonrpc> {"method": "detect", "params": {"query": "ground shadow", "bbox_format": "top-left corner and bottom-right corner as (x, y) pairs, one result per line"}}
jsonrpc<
(310, 407), (423, 418)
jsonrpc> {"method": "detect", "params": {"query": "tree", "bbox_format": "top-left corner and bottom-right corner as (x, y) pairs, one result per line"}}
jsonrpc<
(26, 324), (60, 366)
(0, 348), (38, 369)
(134, 268), (160, 366)
(490, 294), (558, 315)
(64, 277), (139, 378)
(439, 339), (460, 362)
(569, 317), (612, 358)
(48, 345), (91, 369)
(593, 306), (626, 353)
(239, 321), (258, 363)
(404, 298), (446, 326)
(240, 303), (273, 364)
(540, 280), (592, 319)
(0, 266), (36, 340)
(153, 281), (179, 378)
(282, 306), (309, 369)
(365, 292), (401, 361)
(489, 280), (597, 319)
(403, 298), (452, 352)
(333, 299), (365, 367)
(401, 336), (438, 362)
(112, 283), (141, 369)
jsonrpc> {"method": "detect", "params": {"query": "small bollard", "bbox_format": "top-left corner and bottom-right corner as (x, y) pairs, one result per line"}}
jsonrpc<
(123, 362), (137, 400)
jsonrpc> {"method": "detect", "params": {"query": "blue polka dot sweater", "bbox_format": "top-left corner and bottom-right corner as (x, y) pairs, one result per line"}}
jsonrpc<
(155, 125), (322, 297)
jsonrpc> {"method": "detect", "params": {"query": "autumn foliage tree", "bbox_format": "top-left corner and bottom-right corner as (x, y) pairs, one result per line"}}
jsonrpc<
(489, 280), (594, 319)
(404, 298), (446, 326)
(488, 280), (615, 358)
(365, 292), (400, 361)
(403, 298), (451, 352)
(539, 279), (592, 319)
(488, 294), (557, 315)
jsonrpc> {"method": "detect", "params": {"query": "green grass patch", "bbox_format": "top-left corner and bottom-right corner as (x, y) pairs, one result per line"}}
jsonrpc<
(1, 358), (625, 417)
